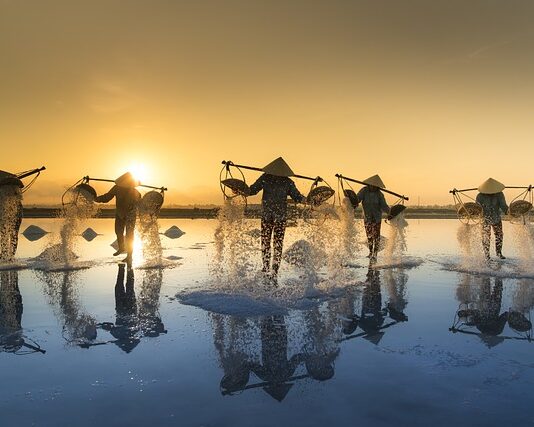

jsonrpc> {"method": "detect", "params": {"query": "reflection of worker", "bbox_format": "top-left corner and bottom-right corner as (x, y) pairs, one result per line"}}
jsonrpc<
(355, 175), (389, 262)
(95, 172), (141, 263)
(108, 264), (140, 353)
(248, 158), (306, 282)
(0, 175), (23, 262)
(0, 270), (23, 351)
(250, 315), (304, 401)
(476, 178), (508, 261)
(303, 305), (339, 382)
(474, 277), (507, 347)
(359, 268), (386, 341)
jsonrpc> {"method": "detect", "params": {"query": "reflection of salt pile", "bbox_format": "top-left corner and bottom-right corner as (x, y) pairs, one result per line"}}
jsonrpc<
(384, 213), (408, 262)
(212, 200), (255, 286)
(0, 185), (23, 261)
(39, 189), (98, 265)
(457, 223), (483, 267)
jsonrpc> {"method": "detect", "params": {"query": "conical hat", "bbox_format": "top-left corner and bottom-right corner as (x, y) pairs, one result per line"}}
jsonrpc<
(115, 172), (140, 188)
(262, 157), (294, 177)
(363, 174), (385, 189)
(478, 178), (505, 194)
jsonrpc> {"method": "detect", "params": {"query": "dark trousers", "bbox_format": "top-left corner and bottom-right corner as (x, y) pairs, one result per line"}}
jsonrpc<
(261, 218), (286, 275)
(115, 215), (136, 254)
(364, 221), (382, 257)
(482, 220), (503, 258)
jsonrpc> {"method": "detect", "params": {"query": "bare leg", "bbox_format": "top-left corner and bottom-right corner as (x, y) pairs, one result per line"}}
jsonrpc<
(124, 215), (136, 260)
(115, 217), (126, 255)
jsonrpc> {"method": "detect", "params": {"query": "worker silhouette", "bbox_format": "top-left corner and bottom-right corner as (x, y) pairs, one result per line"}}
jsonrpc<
(95, 172), (141, 263)
(248, 158), (306, 283)
(476, 178), (508, 261)
(0, 172), (23, 262)
(354, 175), (389, 263)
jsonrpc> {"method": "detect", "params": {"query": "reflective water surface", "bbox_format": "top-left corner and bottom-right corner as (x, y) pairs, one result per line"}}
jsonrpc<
(1, 219), (534, 427)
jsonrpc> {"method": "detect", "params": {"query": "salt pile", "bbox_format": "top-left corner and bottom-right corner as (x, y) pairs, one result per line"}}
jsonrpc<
(22, 225), (49, 241)
(163, 226), (185, 239)
(81, 228), (99, 242)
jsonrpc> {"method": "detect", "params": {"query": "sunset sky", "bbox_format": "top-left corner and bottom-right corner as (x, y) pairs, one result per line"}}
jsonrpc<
(2, 0), (534, 206)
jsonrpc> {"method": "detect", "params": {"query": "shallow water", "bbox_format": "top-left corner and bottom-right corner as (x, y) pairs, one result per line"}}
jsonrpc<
(1, 218), (534, 427)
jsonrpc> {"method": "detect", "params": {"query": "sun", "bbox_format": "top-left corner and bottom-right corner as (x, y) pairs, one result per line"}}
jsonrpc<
(127, 163), (149, 184)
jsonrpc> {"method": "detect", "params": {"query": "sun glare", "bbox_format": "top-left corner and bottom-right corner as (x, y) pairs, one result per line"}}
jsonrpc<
(128, 163), (149, 184)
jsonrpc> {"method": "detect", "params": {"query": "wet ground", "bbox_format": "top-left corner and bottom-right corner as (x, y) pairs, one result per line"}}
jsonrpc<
(1, 218), (534, 427)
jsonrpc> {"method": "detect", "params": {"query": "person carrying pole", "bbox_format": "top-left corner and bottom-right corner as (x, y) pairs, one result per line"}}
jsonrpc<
(355, 175), (390, 263)
(248, 157), (306, 282)
(0, 167), (45, 261)
(95, 172), (141, 263)
(476, 178), (508, 261)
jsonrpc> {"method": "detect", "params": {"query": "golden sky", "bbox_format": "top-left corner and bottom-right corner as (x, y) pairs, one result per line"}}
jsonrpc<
(2, 0), (534, 206)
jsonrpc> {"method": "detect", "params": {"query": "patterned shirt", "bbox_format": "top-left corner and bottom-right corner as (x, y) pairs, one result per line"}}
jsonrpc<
(476, 192), (508, 224)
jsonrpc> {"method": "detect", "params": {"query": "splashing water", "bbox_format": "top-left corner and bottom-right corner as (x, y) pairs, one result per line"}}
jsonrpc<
(456, 223), (484, 267)
(338, 197), (361, 265)
(138, 212), (163, 267)
(212, 199), (256, 287)
(300, 203), (351, 289)
(384, 213), (408, 264)
(0, 185), (23, 262)
(38, 191), (99, 265)
(510, 221), (534, 271)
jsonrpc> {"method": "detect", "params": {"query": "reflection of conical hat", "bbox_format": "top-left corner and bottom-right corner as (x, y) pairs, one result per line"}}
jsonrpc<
(262, 157), (294, 177)
(478, 178), (505, 194)
(363, 174), (385, 189)
(263, 383), (293, 402)
(115, 172), (140, 188)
